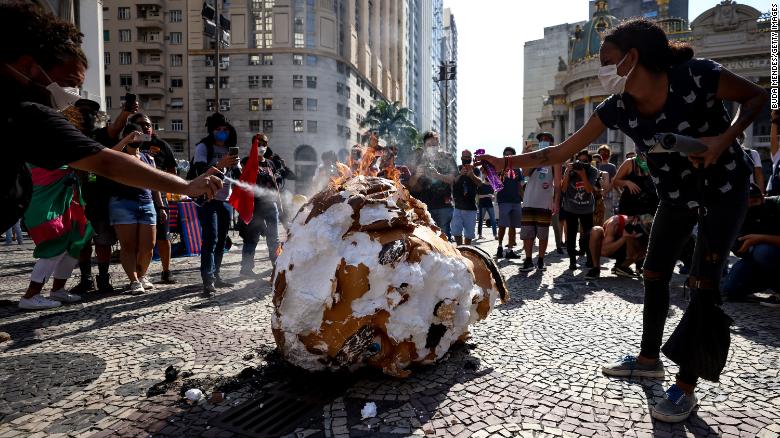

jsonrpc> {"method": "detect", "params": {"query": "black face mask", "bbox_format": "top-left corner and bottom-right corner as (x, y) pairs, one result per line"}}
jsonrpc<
(462, 158), (472, 165)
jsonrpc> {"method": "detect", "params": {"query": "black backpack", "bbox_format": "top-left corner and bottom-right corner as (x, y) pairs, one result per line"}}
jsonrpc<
(185, 142), (214, 180)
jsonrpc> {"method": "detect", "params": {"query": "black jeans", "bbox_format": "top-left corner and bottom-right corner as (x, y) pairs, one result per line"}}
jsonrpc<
(641, 176), (748, 385)
(565, 211), (593, 263)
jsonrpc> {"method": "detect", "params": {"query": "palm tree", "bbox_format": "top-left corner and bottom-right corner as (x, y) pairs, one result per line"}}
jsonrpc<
(360, 100), (418, 163)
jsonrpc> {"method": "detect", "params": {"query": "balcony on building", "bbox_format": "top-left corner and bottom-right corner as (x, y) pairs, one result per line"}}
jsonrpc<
(136, 5), (164, 29)
(136, 75), (165, 96)
(137, 32), (164, 51)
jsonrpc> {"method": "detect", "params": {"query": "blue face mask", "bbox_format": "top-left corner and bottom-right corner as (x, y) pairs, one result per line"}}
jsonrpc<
(214, 130), (229, 142)
(538, 141), (550, 149)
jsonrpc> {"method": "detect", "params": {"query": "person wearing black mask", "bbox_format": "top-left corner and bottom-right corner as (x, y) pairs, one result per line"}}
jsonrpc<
(0, 2), (222, 236)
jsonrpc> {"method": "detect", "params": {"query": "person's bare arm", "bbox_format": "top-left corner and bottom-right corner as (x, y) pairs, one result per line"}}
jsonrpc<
(112, 131), (143, 151)
(578, 169), (595, 193)
(601, 219), (626, 255)
(69, 148), (221, 198)
(479, 116), (606, 171)
(106, 108), (135, 140)
(691, 68), (768, 166)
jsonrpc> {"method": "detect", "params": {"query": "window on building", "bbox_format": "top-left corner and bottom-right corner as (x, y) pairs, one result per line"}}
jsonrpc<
(150, 120), (161, 131)
(219, 99), (231, 111)
(118, 29), (131, 42)
(248, 75), (260, 88)
(105, 96), (112, 109)
(263, 98), (273, 111)
(219, 77), (229, 89)
(307, 120), (317, 133)
(293, 98), (303, 111)
(205, 55), (228, 66)
(118, 7), (130, 20)
(306, 0), (315, 47)
(293, 120), (304, 133)
(170, 142), (184, 154)
(169, 32), (182, 44)
(249, 120), (261, 132)
(306, 55), (318, 66)
(207, 99), (215, 112)
(171, 120), (183, 132)
(293, 75), (303, 88)
(307, 98), (317, 111)
(206, 77), (215, 89)
(142, 31), (161, 42)
(261, 75), (272, 88)
(263, 120), (273, 133)
(104, 52), (111, 66)
(262, 54), (273, 65)
(249, 98), (260, 111)
(337, 103), (344, 117)
(249, 54), (261, 65)
(170, 78), (183, 88)
(337, 82), (344, 95)
(170, 98), (184, 109)
(337, 62), (345, 74)
(293, 17), (304, 48)
(169, 10), (182, 22)
(119, 52), (132, 65)
(120, 74), (132, 87)
(103, 30), (110, 42)
(306, 76), (317, 89)
(170, 54), (183, 66)
(252, 0), (274, 48)
(104, 74), (111, 86)
(293, 54), (303, 65)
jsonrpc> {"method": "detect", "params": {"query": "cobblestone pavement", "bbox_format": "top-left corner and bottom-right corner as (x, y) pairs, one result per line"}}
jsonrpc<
(0, 231), (779, 438)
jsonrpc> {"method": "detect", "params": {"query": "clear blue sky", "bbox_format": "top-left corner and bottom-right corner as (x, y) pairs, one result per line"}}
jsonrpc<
(443, 0), (772, 156)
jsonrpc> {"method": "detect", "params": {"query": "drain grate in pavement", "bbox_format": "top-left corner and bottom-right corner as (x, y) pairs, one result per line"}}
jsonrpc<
(210, 379), (343, 437)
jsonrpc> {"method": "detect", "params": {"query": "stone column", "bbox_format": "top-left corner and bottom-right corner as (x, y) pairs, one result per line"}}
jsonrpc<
(358, 0), (369, 73)
(583, 96), (592, 121)
(567, 104), (575, 137)
(370, 0), (381, 85)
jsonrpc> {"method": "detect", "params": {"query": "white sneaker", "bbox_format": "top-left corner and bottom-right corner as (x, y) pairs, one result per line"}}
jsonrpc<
(140, 276), (155, 290)
(49, 289), (81, 303)
(128, 281), (145, 295)
(18, 295), (62, 310)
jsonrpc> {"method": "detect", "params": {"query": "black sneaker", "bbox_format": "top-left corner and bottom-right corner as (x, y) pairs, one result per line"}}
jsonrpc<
(495, 246), (504, 258)
(203, 282), (217, 296)
(568, 260), (577, 270)
(160, 271), (177, 284)
(585, 268), (600, 279)
(614, 265), (638, 278)
(505, 249), (519, 259)
(519, 258), (534, 272)
(556, 247), (564, 255)
(536, 258), (545, 271)
(70, 277), (95, 294)
(214, 277), (234, 288)
(96, 274), (115, 293)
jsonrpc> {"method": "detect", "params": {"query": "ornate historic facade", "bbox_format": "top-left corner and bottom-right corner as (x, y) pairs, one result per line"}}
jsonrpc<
(533, 0), (770, 163)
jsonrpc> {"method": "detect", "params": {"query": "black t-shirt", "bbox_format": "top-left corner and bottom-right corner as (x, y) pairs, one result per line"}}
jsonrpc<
(1, 99), (105, 230)
(140, 136), (177, 172)
(410, 155), (458, 210)
(596, 58), (750, 208)
(453, 166), (481, 210)
(496, 169), (524, 204)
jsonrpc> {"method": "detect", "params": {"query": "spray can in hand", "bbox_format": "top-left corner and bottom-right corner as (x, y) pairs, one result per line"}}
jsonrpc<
(474, 149), (504, 192)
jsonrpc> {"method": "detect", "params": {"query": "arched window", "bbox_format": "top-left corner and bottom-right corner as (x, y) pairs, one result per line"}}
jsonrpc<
(294, 144), (318, 194)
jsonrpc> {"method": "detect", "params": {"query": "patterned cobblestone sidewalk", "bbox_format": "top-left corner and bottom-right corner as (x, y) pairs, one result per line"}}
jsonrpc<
(0, 232), (778, 438)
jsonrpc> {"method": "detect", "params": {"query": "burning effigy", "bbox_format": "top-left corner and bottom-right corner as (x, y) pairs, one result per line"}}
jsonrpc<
(271, 149), (508, 377)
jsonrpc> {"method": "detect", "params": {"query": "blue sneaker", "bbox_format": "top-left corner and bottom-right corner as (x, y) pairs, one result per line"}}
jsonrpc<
(650, 384), (698, 423)
(601, 355), (665, 378)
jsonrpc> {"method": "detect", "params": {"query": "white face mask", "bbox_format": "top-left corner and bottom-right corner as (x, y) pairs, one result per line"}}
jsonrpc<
(598, 53), (636, 95)
(258, 146), (268, 156)
(5, 63), (81, 111)
(538, 141), (550, 149)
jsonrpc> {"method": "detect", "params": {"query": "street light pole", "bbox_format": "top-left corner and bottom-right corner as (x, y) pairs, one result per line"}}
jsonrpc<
(214, 0), (220, 112)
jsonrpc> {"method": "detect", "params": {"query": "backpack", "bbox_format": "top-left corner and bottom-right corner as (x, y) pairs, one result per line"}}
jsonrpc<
(186, 142), (214, 180)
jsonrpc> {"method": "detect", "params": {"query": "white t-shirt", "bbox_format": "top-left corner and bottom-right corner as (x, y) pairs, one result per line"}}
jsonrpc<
(747, 149), (761, 185)
(194, 142), (238, 201)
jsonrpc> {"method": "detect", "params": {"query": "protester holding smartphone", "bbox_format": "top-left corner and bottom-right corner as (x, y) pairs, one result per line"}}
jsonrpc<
(192, 113), (241, 295)
(477, 19), (766, 422)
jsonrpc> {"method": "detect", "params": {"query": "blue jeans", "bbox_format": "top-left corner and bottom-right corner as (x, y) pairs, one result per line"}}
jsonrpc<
(241, 201), (280, 271)
(429, 207), (453, 238)
(197, 200), (232, 283)
(5, 220), (22, 244)
(451, 209), (478, 240)
(478, 205), (497, 237)
(722, 243), (780, 299)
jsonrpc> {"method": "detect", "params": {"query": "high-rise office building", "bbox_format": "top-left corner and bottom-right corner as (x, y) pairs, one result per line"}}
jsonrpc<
(188, 0), (407, 194)
(441, 7), (457, 153)
(102, 0), (190, 156)
(405, 0), (443, 136)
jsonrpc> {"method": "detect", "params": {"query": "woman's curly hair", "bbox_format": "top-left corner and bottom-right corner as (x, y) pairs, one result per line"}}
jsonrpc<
(0, 0), (88, 69)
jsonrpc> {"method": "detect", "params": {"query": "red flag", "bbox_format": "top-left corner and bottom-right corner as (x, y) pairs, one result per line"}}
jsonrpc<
(229, 135), (259, 224)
